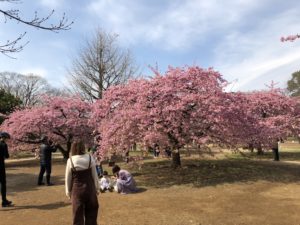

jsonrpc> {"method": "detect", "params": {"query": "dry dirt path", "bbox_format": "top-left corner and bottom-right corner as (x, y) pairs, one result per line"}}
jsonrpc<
(1, 157), (300, 225)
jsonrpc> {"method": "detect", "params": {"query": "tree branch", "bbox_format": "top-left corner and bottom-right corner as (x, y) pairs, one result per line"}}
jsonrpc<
(0, 9), (73, 31)
(0, 2), (73, 55)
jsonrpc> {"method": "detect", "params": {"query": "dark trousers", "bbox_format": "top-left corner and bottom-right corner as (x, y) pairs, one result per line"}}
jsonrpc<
(72, 192), (99, 225)
(38, 164), (52, 184)
(71, 169), (99, 225)
(0, 169), (7, 202)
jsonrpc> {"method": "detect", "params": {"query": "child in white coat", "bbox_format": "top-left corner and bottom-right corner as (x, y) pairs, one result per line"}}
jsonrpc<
(99, 171), (113, 192)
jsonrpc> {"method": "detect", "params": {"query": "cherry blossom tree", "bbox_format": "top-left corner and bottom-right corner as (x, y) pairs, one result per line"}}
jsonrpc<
(0, 96), (93, 159)
(92, 79), (147, 159)
(93, 66), (299, 167)
(236, 88), (298, 159)
(3, 65), (295, 165)
(94, 66), (234, 167)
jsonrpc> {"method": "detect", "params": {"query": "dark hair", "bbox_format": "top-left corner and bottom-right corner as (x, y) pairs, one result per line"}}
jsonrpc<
(71, 140), (86, 156)
(103, 171), (108, 176)
(112, 165), (121, 174)
(0, 132), (10, 139)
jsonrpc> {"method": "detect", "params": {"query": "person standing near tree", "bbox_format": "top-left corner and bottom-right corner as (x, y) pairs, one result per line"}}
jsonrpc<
(65, 140), (99, 225)
(271, 138), (280, 161)
(37, 136), (57, 186)
(154, 145), (160, 158)
(0, 132), (13, 207)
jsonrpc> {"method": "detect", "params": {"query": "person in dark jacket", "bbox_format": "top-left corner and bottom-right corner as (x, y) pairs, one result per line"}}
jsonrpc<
(37, 136), (57, 186)
(0, 132), (12, 207)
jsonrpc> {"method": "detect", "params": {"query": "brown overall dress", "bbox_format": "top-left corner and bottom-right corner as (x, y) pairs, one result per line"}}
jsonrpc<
(70, 155), (99, 225)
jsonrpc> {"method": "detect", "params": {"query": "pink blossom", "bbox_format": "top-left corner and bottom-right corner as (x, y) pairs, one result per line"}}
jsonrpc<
(0, 96), (94, 156)
(280, 34), (300, 42)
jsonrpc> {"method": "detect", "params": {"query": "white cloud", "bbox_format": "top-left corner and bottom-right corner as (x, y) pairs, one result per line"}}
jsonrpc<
(20, 68), (48, 78)
(86, 0), (264, 50)
(222, 51), (300, 91)
(85, 0), (300, 91)
(214, 7), (300, 91)
(2, 0), (300, 92)
(20, 67), (69, 88)
(40, 0), (65, 9)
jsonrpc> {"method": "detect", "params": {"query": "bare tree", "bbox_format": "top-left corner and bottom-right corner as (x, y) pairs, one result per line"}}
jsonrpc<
(68, 29), (138, 101)
(0, 71), (66, 107)
(0, 0), (73, 56)
(46, 86), (71, 98)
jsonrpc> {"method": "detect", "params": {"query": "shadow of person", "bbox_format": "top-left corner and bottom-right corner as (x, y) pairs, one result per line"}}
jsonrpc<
(1, 201), (70, 211)
(135, 187), (147, 193)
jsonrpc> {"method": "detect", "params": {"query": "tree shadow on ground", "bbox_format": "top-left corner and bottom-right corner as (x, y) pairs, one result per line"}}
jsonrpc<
(6, 172), (65, 194)
(1, 201), (69, 211)
(6, 158), (66, 168)
(279, 151), (300, 161)
(131, 158), (300, 189)
(233, 151), (300, 161)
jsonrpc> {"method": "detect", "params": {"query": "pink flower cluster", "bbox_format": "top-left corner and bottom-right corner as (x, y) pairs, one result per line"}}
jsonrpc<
(92, 66), (299, 155)
(280, 34), (300, 42)
(1, 96), (94, 152)
(1, 66), (299, 157)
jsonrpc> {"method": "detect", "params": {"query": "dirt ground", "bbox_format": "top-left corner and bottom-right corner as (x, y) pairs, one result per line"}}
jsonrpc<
(1, 152), (300, 225)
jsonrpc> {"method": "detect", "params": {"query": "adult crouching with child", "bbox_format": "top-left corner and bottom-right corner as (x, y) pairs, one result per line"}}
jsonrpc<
(112, 165), (138, 194)
(65, 140), (100, 225)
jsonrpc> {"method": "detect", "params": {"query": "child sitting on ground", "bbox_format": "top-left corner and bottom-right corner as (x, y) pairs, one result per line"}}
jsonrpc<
(99, 171), (113, 193)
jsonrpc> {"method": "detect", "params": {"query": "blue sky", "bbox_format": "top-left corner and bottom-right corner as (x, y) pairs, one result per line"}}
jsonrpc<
(0, 0), (300, 91)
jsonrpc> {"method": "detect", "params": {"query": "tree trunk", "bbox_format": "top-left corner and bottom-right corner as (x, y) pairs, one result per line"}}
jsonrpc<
(257, 145), (264, 155)
(56, 144), (70, 161)
(272, 148), (280, 161)
(66, 141), (72, 158)
(172, 149), (181, 168)
(132, 142), (137, 151)
(185, 145), (191, 157)
(249, 143), (254, 153)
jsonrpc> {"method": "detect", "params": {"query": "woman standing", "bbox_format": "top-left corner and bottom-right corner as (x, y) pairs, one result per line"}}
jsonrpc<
(65, 140), (100, 225)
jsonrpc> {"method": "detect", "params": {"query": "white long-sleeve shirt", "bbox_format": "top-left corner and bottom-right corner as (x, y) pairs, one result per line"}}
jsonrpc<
(99, 176), (111, 189)
(65, 154), (99, 197)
